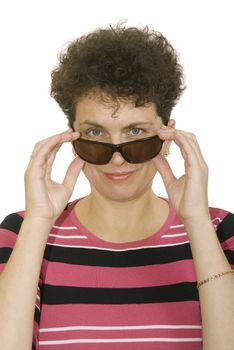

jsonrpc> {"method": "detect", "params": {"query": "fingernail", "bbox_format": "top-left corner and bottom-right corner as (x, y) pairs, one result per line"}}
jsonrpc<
(160, 125), (168, 129)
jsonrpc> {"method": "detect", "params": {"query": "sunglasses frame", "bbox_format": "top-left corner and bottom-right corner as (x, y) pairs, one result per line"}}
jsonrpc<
(72, 134), (164, 164)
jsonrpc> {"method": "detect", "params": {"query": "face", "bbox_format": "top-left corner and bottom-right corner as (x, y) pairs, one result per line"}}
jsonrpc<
(73, 94), (166, 202)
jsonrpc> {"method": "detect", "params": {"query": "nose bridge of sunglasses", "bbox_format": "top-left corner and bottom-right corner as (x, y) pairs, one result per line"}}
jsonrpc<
(104, 143), (128, 163)
(111, 143), (124, 155)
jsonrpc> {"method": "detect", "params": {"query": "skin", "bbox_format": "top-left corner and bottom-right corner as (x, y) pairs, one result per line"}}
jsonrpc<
(24, 92), (209, 238)
(72, 94), (175, 242)
(1, 93), (233, 350)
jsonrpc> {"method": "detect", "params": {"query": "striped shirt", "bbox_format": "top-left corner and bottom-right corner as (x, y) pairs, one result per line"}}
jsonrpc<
(0, 198), (234, 350)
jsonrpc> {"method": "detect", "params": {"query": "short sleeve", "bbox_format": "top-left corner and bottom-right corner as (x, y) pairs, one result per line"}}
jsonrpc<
(213, 209), (234, 268)
(0, 213), (41, 350)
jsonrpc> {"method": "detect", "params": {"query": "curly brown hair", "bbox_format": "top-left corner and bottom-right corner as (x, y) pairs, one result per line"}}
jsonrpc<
(50, 23), (186, 127)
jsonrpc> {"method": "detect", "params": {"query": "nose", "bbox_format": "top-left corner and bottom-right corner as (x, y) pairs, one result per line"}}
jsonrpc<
(109, 150), (126, 166)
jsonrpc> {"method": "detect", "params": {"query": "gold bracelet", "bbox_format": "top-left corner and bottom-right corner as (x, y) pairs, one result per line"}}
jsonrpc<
(197, 270), (234, 289)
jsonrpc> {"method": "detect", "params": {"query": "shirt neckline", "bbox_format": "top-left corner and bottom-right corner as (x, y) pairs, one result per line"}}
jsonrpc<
(67, 196), (176, 248)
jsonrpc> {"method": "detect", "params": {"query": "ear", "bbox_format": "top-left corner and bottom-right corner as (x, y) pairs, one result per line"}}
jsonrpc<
(162, 119), (176, 156)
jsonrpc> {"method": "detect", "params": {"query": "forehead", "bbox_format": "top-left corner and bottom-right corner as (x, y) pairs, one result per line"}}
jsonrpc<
(74, 94), (161, 129)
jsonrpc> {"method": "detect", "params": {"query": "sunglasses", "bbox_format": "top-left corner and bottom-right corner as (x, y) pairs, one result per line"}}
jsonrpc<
(72, 134), (163, 164)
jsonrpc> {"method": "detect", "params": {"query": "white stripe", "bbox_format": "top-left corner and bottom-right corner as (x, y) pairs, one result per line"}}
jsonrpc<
(162, 233), (187, 238)
(39, 324), (202, 332)
(52, 218), (222, 231)
(212, 217), (222, 223)
(170, 224), (185, 229)
(45, 240), (190, 251)
(52, 225), (78, 230)
(49, 234), (88, 239)
(170, 217), (222, 230)
(39, 337), (202, 345)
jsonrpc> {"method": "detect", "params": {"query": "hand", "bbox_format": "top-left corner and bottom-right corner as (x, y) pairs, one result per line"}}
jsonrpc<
(24, 129), (85, 223)
(153, 127), (210, 224)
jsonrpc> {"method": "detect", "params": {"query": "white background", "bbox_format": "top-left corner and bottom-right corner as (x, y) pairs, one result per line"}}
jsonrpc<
(0, 0), (233, 219)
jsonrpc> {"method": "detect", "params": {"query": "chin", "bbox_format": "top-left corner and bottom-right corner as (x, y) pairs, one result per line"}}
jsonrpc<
(84, 163), (156, 202)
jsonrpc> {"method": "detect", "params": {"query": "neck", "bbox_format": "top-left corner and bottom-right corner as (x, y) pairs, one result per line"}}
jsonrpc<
(76, 190), (168, 243)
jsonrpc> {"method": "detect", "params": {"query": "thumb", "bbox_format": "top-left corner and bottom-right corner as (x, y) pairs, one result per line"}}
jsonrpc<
(63, 156), (85, 190)
(152, 154), (177, 190)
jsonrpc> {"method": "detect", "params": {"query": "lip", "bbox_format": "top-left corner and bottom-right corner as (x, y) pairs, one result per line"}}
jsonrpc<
(104, 171), (134, 181)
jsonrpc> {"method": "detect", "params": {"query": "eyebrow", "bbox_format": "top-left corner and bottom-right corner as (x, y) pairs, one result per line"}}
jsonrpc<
(78, 121), (153, 129)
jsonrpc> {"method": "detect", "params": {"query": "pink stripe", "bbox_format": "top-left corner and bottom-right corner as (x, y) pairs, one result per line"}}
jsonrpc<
(35, 295), (40, 309)
(46, 235), (190, 246)
(38, 303), (202, 349)
(221, 237), (234, 250)
(41, 260), (197, 288)
(210, 207), (229, 220)
(39, 302), (201, 328)
(33, 320), (40, 348)
(0, 263), (6, 273)
(37, 342), (202, 350)
(0, 229), (17, 247)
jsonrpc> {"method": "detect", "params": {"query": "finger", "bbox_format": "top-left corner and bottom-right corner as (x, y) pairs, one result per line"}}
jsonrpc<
(45, 132), (82, 180)
(173, 131), (208, 173)
(62, 156), (85, 190)
(158, 127), (204, 161)
(31, 129), (73, 156)
(30, 129), (75, 160)
(158, 129), (204, 169)
(152, 153), (177, 189)
(29, 131), (80, 168)
(177, 130), (208, 169)
(45, 143), (63, 180)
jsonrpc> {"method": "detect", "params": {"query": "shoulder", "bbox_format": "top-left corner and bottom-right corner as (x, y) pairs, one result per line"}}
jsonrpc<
(209, 206), (234, 248)
(0, 211), (25, 233)
(0, 200), (77, 235)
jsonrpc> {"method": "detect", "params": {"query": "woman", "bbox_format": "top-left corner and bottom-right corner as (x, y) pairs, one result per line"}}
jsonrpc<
(0, 23), (233, 350)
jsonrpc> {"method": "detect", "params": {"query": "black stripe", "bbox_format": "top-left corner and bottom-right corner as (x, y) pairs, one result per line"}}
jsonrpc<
(32, 343), (36, 350)
(224, 250), (234, 265)
(0, 213), (23, 234)
(216, 212), (234, 243)
(41, 282), (199, 305)
(34, 306), (40, 325)
(0, 247), (13, 264)
(44, 243), (193, 267)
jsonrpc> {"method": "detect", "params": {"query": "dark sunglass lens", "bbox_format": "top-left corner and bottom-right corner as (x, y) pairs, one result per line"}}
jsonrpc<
(73, 140), (113, 164)
(122, 136), (163, 163)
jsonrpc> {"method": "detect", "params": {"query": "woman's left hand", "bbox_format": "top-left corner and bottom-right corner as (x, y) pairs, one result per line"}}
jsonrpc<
(153, 127), (210, 224)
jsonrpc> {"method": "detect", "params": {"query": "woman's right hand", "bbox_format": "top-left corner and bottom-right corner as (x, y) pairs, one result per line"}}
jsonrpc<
(24, 129), (85, 223)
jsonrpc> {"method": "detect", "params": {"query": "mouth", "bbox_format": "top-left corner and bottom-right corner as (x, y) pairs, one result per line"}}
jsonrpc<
(104, 171), (135, 181)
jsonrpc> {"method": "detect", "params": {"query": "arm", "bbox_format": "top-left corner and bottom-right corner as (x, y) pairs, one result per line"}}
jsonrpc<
(0, 129), (84, 350)
(0, 217), (52, 350)
(184, 217), (234, 350)
(154, 126), (234, 350)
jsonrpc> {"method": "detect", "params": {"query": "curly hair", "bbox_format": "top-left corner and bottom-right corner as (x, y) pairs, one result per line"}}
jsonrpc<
(50, 23), (186, 127)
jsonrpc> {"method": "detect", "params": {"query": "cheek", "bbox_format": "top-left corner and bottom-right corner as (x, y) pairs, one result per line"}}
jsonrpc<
(82, 163), (100, 181)
(143, 161), (158, 181)
(82, 163), (110, 190)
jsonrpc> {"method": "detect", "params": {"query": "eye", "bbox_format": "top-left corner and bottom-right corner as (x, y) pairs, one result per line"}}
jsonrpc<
(129, 127), (145, 136)
(86, 128), (103, 137)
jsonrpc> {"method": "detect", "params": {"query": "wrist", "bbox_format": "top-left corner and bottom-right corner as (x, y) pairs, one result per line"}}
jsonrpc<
(22, 215), (54, 232)
(182, 215), (213, 233)
(15, 216), (53, 251)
